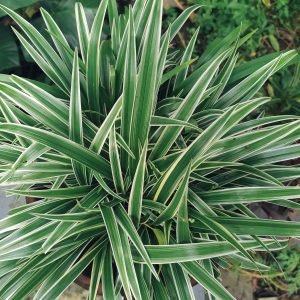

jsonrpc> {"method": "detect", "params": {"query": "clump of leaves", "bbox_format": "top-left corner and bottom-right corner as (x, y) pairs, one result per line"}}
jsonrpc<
(0, 1), (299, 300)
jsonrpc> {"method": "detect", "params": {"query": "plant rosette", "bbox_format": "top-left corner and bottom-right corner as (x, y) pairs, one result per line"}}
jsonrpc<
(0, 1), (300, 300)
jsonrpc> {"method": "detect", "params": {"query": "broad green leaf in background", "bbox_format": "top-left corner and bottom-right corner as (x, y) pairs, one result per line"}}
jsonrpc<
(0, 24), (19, 71)
(0, 0), (38, 18)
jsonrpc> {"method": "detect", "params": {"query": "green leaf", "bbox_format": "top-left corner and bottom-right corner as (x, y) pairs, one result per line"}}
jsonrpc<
(70, 49), (87, 185)
(226, 115), (300, 137)
(173, 27), (199, 90)
(166, 5), (202, 42)
(90, 96), (122, 154)
(161, 57), (197, 86)
(11, 75), (97, 142)
(128, 141), (148, 227)
(102, 248), (116, 300)
(214, 121), (300, 163)
(269, 34), (280, 52)
(119, 228), (143, 300)
(194, 217), (300, 237)
(0, 216), (61, 259)
(198, 24), (247, 66)
(89, 247), (106, 300)
(120, 8), (136, 151)
(41, 188), (106, 252)
(229, 50), (296, 84)
(86, 0), (109, 124)
(11, 28), (68, 93)
(0, 163), (73, 186)
(7, 253), (75, 300)
(108, 0), (118, 29)
(109, 125), (125, 193)
(135, 0), (153, 49)
(116, 132), (135, 159)
(199, 187), (300, 205)
(31, 247), (86, 300)
(152, 277), (169, 300)
(0, 246), (82, 299)
(176, 167), (190, 243)
(11, 75), (68, 120)
(0, 142), (49, 184)
(100, 205), (132, 300)
(130, 0), (162, 159)
(40, 8), (73, 70)
(161, 265), (182, 299)
(94, 172), (125, 202)
(245, 143), (300, 165)
(206, 36), (240, 108)
(199, 214), (255, 264)
(33, 212), (96, 222)
(170, 264), (195, 300)
(132, 0), (145, 25)
(156, 28), (171, 91)
(8, 185), (92, 199)
(75, 2), (90, 63)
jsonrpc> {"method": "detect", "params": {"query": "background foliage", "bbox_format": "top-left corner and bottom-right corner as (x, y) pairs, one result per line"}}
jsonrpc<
(251, 244), (300, 297)
(165, 0), (300, 114)
(1, 0), (300, 114)
(1, 0), (300, 87)
(0, 1), (102, 79)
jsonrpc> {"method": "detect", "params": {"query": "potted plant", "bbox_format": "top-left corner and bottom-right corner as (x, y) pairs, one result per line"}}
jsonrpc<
(0, 1), (300, 299)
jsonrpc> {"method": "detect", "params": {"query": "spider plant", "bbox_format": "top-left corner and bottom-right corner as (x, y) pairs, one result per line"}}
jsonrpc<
(0, 1), (299, 299)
